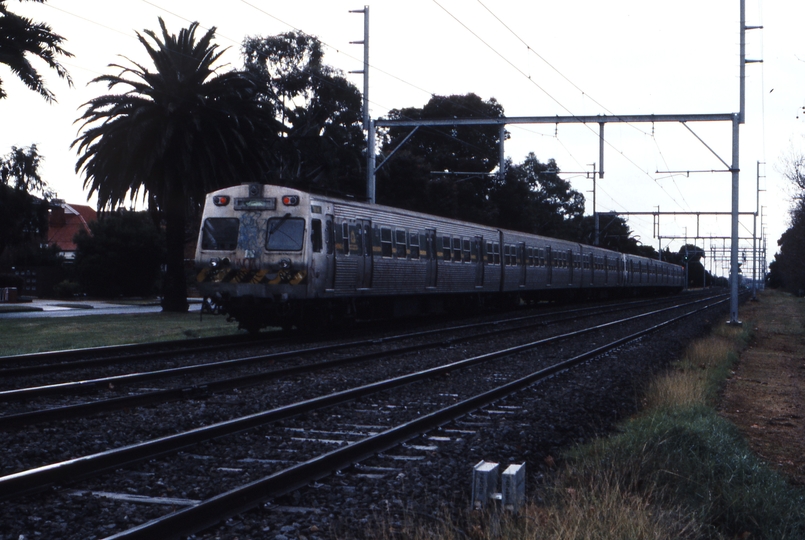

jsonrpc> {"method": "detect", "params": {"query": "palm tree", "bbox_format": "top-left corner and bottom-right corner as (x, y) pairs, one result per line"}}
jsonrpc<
(0, 0), (72, 102)
(73, 18), (280, 312)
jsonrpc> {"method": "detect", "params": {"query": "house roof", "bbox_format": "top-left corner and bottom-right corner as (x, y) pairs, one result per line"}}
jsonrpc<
(48, 202), (96, 252)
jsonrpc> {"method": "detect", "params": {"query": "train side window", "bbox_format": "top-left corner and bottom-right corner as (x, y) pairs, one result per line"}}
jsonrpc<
(311, 219), (323, 253)
(452, 237), (462, 262)
(349, 223), (362, 254)
(395, 229), (407, 258)
(409, 231), (420, 259)
(339, 222), (350, 255)
(442, 236), (451, 261)
(503, 245), (510, 266)
(493, 243), (501, 265)
(462, 238), (471, 262)
(486, 241), (494, 264)
(380, 227), (393, 258)
(201, 218), (239, 251)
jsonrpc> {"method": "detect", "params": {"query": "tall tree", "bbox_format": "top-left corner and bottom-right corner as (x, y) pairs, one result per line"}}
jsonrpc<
(242, 31), (365, 196)
(73, 210), (164, 297)
(493, 153), (585, 239)
(579, 213), (656, 257)
(0, 0), (72, 102)
(768, 150), (805, 293)
(377, 93), (505, 222)
(73, 18), (280, 312)
(0, 144), (51, 258)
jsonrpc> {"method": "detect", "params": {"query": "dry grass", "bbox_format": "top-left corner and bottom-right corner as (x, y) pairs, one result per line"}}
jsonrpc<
(524, 471), (699, 540)
(643, 332), (738, 410)
(361, 472), (698, 540)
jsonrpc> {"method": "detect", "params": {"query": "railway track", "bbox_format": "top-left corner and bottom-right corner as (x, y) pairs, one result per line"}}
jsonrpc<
(0, 291), (732, 540)
(0, 292), (722, 428)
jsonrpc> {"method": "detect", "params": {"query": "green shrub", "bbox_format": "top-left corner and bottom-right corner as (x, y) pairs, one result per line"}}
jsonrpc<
(568, 406), (805, 539)
(52, 280), (81, 298)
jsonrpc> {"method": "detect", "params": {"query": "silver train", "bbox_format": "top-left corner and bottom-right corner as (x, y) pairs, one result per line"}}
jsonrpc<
(195, 184), (684, 332)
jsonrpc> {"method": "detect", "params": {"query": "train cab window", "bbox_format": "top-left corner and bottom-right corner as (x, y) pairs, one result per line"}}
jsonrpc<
(452, 237), (462, 262)
(409, 232), (420, 259)
(380, 227), (393, 257)
(462, 238), (471, 262)
(266, 217), (305, 251)
(442, 236), (451, 262)
(201, 218), (239, 250)
(340, 222), (350, 255)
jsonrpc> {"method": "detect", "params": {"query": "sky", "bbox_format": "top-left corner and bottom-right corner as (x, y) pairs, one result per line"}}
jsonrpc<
(1, 0), (803, 278)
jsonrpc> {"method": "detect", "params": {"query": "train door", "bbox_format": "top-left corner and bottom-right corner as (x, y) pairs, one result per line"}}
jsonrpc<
(425, 229), (437, 288)
(324, 214), (335, 290)
(474, 235), (484, 288)
(545, 246), (553, 286)
(518, 242), (526, 287)
(567, 250), (574, 285)
(351, 219), (373, 289)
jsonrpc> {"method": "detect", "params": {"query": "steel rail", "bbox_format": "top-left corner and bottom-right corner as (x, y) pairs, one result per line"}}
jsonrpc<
(0, 293), (672, 377)
(0, 331), (291, 377)
(0, 294), (724, 500)
(0, 293), (725, 426)
(0, 331), (272, 366)
(102, 297), (729, 540)
(0, 291), (719, 402)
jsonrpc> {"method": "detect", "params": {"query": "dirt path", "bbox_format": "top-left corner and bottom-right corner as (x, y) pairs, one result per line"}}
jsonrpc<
(719, 290), (805, 485)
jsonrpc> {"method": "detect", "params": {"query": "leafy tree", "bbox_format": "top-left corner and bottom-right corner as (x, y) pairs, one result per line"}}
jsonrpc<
(769, 198), (805, 294)
(579, 214), (657, 257)
(73, 210), (164, 297)
(496, 153), (585, 239)
(0, 0), (72, 102)
(678, 243), (705, 263)
(242, 31), (365, 196)
(73, 18), (280, 312)
(377, 93), (505, 222)
(0, 144), (52, 258)
(0, 143), (52, 196)
(769, 151), (805, 293)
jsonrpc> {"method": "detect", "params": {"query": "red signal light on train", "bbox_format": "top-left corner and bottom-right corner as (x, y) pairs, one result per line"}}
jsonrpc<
(282, 195), (299, 206)
(213, 195), (230, 206)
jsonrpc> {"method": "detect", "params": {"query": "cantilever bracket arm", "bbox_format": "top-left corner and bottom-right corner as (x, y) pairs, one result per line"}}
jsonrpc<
(374, 126), (420, 174)
(680, 121), (732, 171)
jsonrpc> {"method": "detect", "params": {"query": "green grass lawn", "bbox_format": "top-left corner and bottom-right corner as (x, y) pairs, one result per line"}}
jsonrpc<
(0, 312), (243, 356)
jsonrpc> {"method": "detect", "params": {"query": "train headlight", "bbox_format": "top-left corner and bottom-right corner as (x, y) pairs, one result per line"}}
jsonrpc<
(281, 195), (299, 206)
(210, 258), (220, 268)
(213, 195), (231, 206)
(279, 258), (292, 269)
